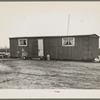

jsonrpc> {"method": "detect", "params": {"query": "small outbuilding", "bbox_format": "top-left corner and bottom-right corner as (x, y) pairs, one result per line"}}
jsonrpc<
(9, 34), (99, 61)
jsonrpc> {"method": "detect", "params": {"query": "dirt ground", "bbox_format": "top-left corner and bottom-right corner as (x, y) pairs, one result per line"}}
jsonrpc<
(0, 59), (100, 89)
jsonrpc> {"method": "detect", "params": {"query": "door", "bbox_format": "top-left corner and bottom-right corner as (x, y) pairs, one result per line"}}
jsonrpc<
(38, 39), (44, 57)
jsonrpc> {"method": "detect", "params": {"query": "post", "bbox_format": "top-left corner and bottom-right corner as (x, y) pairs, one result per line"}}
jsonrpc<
(67, 14), (70, 36)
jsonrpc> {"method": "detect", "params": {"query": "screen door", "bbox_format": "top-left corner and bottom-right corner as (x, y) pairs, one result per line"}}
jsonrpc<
(38, 39), (44, 57)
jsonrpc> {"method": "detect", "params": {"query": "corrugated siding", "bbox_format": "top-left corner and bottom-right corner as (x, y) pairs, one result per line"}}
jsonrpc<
(10, 34), (99, 61)
(90, 37), (99, 59)
(10, 39), (18, 57)
(81, 36), (99, 60)
(28, 38), (38, 58)
(82, 37), (90, 60)
(10, 38), (38, 58)
(44, 37), (84, 60)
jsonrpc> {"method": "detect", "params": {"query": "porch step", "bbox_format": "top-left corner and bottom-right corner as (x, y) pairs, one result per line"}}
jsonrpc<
(32, 58), (41, 60)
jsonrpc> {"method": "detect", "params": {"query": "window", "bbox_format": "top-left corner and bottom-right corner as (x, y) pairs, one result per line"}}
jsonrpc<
(18, 39), (27, 46)
(62, 37), (75, 46)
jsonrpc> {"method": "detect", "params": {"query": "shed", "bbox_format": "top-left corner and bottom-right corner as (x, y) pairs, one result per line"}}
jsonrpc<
(9, 34), (99, 61)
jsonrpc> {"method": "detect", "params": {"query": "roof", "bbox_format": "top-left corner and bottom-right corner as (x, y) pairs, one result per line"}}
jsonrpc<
(9, 34), (99, 39)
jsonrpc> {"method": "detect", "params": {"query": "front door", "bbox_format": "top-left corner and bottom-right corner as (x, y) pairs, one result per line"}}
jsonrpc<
(38, 39), (44, 57)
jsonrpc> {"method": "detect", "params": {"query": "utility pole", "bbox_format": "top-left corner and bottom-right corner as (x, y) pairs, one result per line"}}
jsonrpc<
(67, 14), (70, 36)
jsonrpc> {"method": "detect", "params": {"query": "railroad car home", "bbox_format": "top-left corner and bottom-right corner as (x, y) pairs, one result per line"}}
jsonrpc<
(9, 34), (99, 61)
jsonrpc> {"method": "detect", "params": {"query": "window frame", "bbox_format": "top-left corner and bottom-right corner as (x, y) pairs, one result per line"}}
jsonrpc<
(62, 37), (75, 47)
(18, 39), (27, 46)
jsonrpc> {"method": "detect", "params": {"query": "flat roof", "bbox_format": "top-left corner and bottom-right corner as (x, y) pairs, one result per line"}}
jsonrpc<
(9, 34), (99, 39)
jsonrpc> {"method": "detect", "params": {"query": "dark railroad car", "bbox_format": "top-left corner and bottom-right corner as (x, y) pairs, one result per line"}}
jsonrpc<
(9, 34), (99, 61)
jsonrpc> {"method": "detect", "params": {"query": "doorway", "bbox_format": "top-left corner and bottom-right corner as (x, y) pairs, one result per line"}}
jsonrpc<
(38, 39), (44, 57)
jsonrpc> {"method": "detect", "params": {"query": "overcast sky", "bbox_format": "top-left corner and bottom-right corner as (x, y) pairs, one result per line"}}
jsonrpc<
(0, 1), (100, 48)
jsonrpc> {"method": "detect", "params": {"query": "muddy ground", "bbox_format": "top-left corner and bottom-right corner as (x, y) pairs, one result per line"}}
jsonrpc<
(0, 59), (100, 89)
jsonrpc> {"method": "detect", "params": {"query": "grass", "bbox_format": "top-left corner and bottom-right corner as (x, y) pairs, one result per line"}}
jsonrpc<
(0, 59), (100, 89)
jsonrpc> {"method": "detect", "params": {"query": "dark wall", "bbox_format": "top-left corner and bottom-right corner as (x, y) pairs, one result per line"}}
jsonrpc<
(10, 35), (99, 61)
(10, 38), (38, 58)
(89, 37), (99, 59)
(10, 38), (18, 57)
(44, 37), (83, 60)
(44, 36), (99, 61)
(28, 38), (38, 58)
(10, 38), (28, 58)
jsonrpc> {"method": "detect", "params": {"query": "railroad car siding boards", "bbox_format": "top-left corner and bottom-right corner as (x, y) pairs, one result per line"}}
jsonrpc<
(28, 38), (38, 58)
(45, 37), (70, 60)
(44, 36), (88, 60)
(10, 38), (18, 58)
(90, 35), (99, 59)
(81, 35), (99, 60)
(9, 34), (99, 61)
(10, 38), (27, 58)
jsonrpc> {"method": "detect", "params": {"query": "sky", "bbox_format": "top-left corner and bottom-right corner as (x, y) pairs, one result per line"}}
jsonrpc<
(0, 1), (100, 48)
